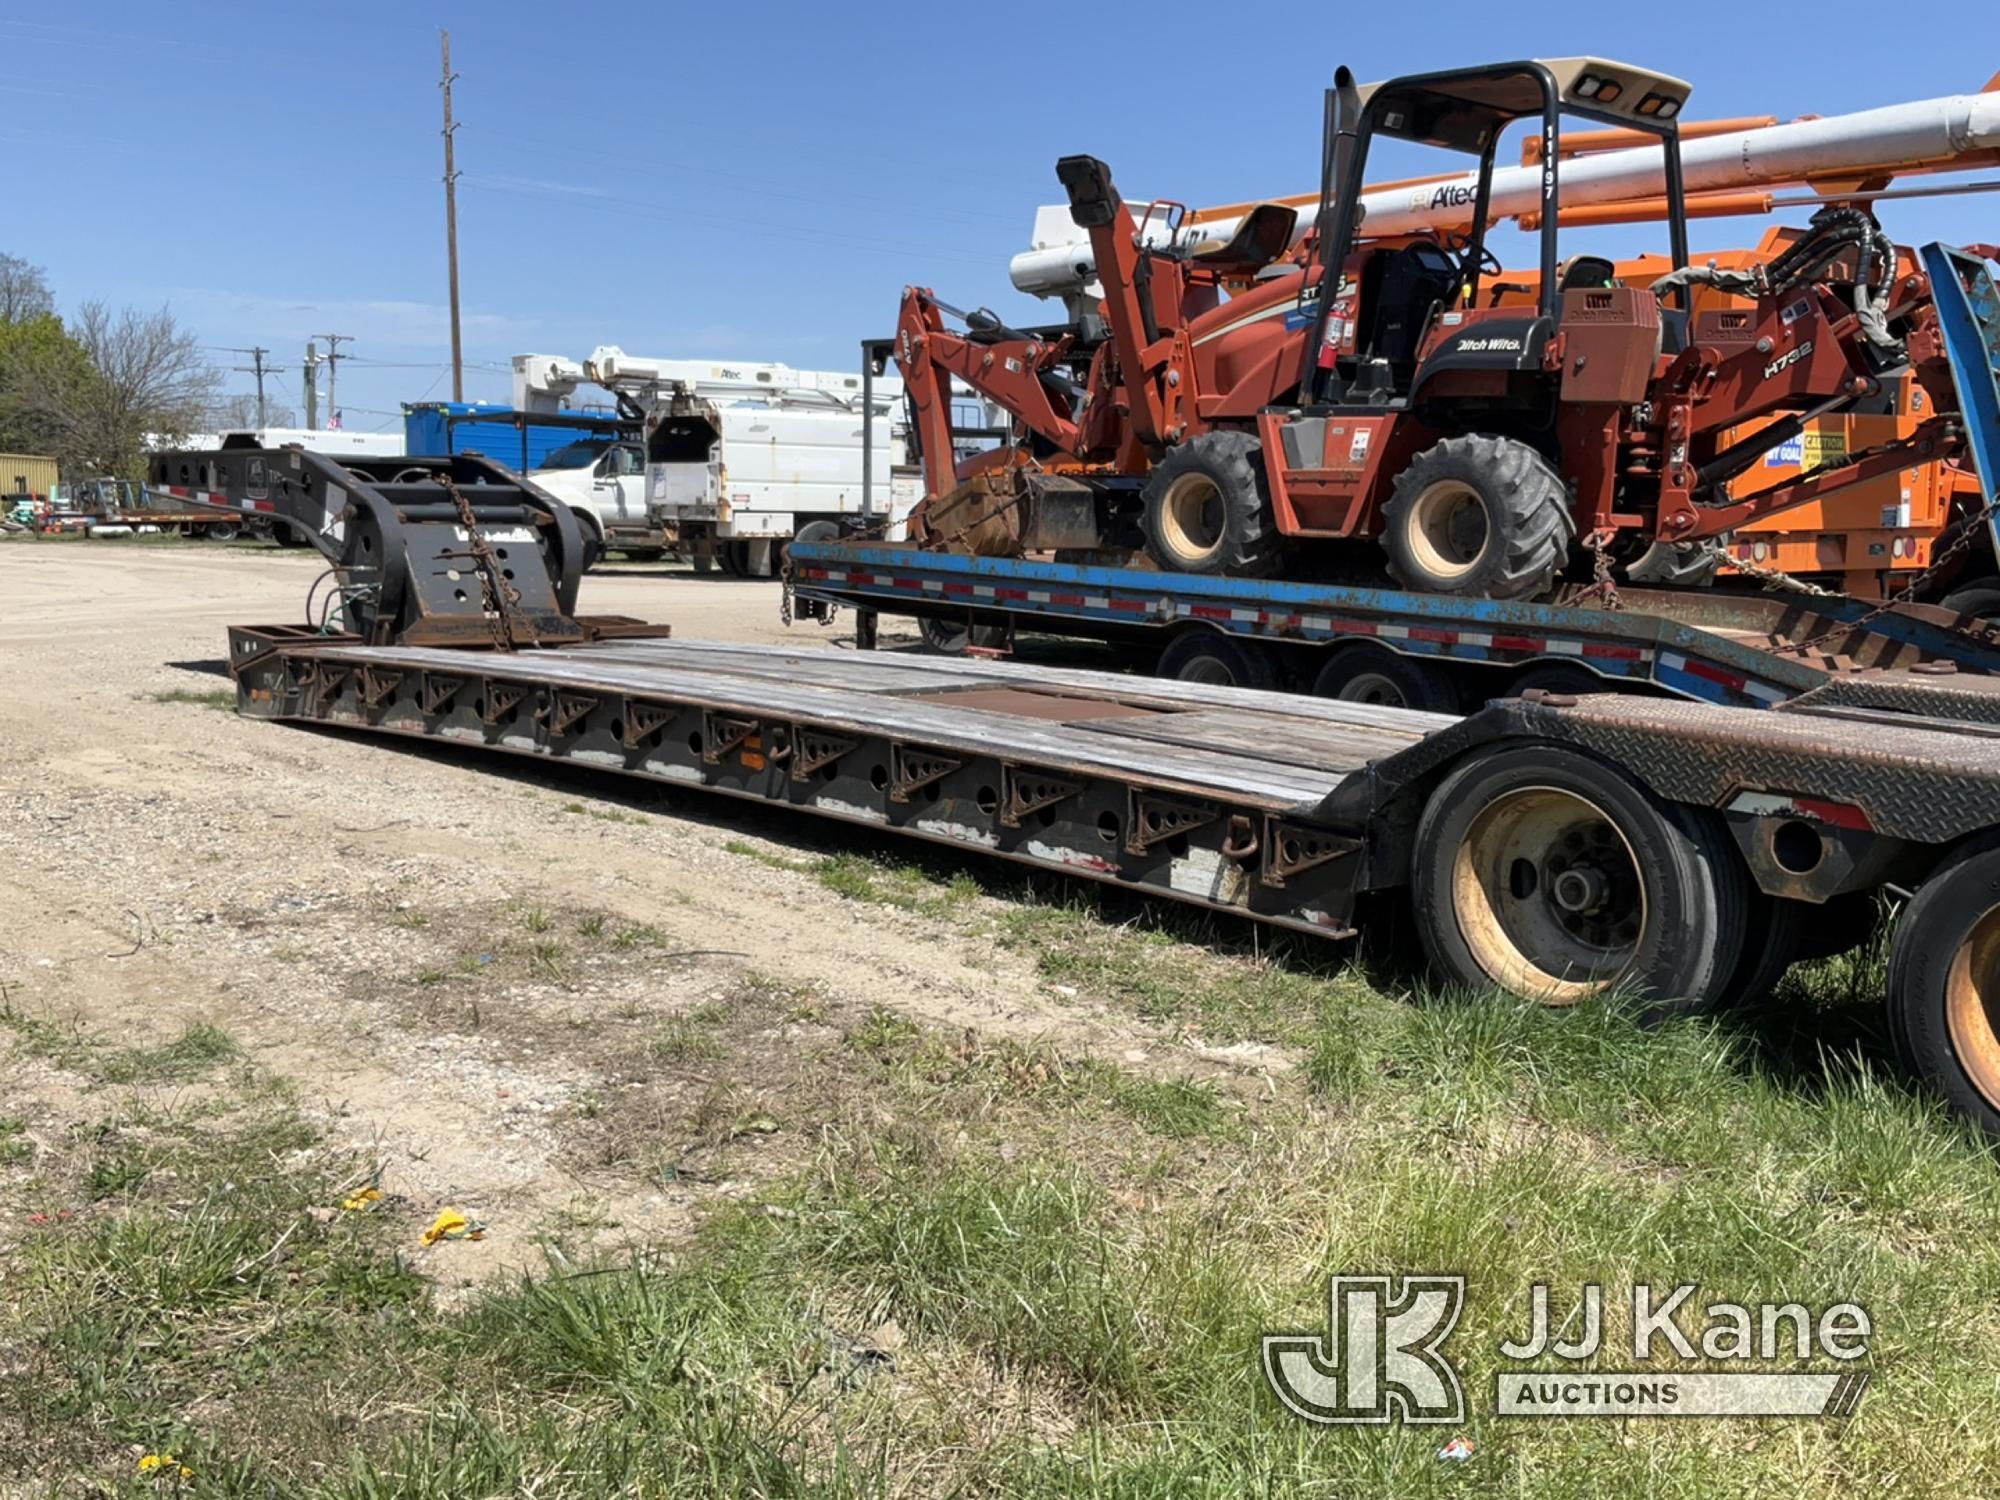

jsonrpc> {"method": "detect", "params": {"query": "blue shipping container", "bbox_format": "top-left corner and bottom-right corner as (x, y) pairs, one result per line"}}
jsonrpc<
(402, 402), (629, 472)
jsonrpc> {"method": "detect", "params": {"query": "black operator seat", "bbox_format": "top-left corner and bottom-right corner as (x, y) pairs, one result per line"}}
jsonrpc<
(1555, 254), (1618, 292)
(1184, 203), (1300, 276)
(1361, 241), (1462, 374)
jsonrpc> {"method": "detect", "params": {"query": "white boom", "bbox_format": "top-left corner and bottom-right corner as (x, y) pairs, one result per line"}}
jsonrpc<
(1009, 86), (2000, 300)
(511, 349), (900, 414)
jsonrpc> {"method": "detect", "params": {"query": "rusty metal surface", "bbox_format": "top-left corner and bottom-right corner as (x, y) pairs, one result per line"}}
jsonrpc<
(1325, 691), (2000, 846)
(228, 632), (1379, 941)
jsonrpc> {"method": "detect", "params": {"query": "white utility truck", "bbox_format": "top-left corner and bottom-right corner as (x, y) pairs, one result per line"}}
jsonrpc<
(513, 349), (922, 578)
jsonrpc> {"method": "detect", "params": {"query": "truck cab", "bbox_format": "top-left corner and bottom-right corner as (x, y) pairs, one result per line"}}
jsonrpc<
(526, 434), (667, 569)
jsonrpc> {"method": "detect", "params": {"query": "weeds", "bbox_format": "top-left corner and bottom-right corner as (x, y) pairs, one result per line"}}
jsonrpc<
(145, 687), (236, 710)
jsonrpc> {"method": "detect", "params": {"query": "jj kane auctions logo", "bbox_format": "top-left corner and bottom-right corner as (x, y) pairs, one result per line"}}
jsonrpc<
(1262, 1276), (1872, 1424)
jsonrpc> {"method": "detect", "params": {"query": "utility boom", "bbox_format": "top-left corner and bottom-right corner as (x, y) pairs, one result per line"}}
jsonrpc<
(1010, 81), (2000, 304)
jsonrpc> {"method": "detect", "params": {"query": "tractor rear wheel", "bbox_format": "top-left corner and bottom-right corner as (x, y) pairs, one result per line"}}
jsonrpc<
(1381, 434), (1572, 600)
(1412, 745), (1746, 1016)
(1139, 431), (1280, 576)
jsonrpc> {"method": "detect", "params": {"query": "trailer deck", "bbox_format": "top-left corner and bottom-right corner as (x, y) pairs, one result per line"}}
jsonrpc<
(788, 542), (2000, 710)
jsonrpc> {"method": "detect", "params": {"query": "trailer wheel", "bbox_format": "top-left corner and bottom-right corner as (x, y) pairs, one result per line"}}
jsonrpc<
(1414, 745), (1745, 1013)
(571, 513), (604, 573)
(1156, 630), (1276, 690)
(780, 519), (841, 573)
(1139, 431), (1280, 576)
(1381, 435), (1572, 600)
(1940, 576), (2000, 625)
(1508, 662), (1605, 698)
(1887, 840), (2000, 1136)
(917, 616), (1007, 655)
(205, 521), (241, 543)
(1312, 644), (1459, 712)
(1721, 891), (1807, 1007)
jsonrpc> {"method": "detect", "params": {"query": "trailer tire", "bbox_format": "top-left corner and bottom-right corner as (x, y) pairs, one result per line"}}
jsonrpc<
(1887, 839), (2000, 1137)
(1413, 745), (1745, 1015)
(917, 616), (1007, 655)
(571, 512), (604, 573)
(1139, 431), (1280, 576)
(1721, 891), (1807, 1008)
(1508, 662), (1605, 699)
(1940, 577), (2000, 626)
(780, 519), (841, 573)
(1312, 644), (1459, 712)
(1382, 434), (1572, 600)
(1157, 630), (1276, 690)
(205, 521), (241, 543)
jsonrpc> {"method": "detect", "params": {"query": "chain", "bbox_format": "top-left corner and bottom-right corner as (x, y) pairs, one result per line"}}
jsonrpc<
(1767, 492), (2000, 658)
(1697, 541), (1833, 597)
(435, 473), (526, 650)
(1575, 532), (1622, 610)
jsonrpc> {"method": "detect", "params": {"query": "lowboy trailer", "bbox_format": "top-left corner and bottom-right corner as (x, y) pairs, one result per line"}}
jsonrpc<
(223, 623), (2000, 1137)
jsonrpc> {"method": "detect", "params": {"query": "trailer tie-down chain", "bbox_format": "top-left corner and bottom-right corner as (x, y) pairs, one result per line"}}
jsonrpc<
(435, 472), (528, 651)
(1752, 490), (2000, 659)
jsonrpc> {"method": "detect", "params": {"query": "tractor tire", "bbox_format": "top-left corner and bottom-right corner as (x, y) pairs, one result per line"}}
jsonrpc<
(1155, 630), (1277, 690)
(1412, 744), (1746, 1016)
(1887, 838), (2000, 1140)
(1139, 431), (1280, 577)
(1312, 643), (1460, 712)
(1940, 576), (2000, 626)
(1625, 540), (1720, 588)
(1381, 434), (1572, 600)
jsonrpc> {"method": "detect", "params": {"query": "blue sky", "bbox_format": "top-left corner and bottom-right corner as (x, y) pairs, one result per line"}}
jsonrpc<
(4, 3), (1995, 433)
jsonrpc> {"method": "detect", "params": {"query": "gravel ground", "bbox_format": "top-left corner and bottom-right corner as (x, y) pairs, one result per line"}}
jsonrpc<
(0, 542), (1229, 1278)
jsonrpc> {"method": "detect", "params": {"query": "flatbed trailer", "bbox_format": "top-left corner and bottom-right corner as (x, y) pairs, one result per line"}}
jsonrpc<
(225, 622), (2000, 1139)
(787, 542), (2000, 711)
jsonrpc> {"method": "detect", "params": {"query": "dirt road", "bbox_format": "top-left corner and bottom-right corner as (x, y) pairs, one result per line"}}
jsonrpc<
(0, 543), (1236, 1276)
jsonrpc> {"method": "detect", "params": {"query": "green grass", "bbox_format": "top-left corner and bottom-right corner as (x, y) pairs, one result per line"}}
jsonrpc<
(0, 1116), (30, 1165)
(14, 908), (2000, 1495)
(3, 1009), (239, 1086)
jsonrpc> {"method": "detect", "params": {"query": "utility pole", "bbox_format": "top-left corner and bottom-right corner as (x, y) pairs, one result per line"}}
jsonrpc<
(439, 30), (463, 402)
(226, 347), (284, 428)
(302, 341), (321, 429)
(314, 333), (351, 426)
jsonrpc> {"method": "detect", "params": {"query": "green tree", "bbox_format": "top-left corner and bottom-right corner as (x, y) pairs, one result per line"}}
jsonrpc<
(0, 312), (103, 469)
(0, 254), (218, 479)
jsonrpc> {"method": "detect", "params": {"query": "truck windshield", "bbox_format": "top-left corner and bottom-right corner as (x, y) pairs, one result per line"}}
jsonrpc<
(539, 437), (615, 470)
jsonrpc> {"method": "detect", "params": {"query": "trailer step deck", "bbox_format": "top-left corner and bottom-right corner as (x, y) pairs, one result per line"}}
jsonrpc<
(227, 631), (1468, 939)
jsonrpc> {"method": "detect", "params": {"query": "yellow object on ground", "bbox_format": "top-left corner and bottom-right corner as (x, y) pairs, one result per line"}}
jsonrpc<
(421, 1207), (486, 1245)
